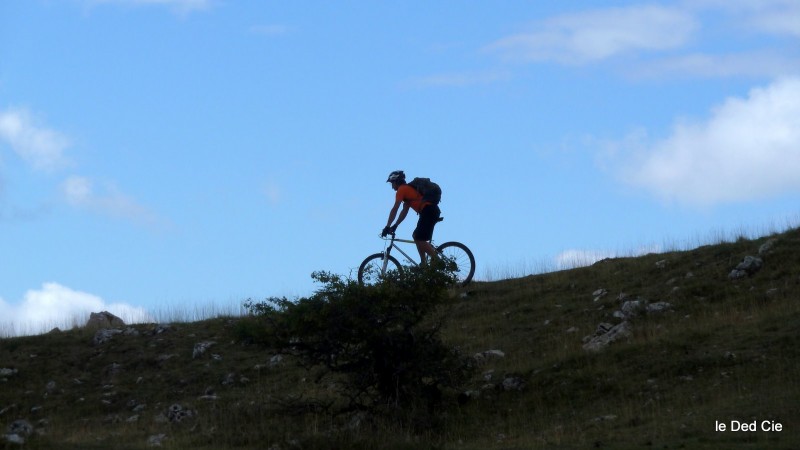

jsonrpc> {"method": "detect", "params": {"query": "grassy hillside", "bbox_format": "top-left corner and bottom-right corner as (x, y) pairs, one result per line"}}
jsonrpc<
(2, 228), (799, 449)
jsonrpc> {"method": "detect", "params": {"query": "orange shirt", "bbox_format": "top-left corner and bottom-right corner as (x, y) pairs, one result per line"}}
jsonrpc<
(396, 184), (429, 213)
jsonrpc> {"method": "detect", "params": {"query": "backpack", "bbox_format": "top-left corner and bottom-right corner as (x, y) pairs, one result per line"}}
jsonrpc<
(407, 177), (441, 205)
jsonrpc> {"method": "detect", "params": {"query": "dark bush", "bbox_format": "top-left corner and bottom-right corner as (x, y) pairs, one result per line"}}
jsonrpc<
(243, 265), (473, 418)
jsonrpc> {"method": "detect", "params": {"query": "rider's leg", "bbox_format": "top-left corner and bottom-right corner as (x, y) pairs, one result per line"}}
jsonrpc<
(413, 204), (441, 265)
(415, 240), (438, 265)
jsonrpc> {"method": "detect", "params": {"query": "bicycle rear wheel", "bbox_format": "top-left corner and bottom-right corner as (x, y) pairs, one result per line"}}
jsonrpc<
(436, 241), (475, 286)
(358, 253), (402, 285)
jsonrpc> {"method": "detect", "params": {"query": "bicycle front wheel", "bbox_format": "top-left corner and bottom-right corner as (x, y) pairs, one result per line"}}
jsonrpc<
(436, 241), (475, 286)
(358, 253), (402, 285)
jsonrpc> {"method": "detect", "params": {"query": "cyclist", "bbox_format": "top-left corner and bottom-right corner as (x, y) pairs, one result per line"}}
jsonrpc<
(382, 170), (441, 264)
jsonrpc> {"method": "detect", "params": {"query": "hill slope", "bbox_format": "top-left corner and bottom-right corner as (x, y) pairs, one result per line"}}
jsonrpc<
(2, 229), (799, 449)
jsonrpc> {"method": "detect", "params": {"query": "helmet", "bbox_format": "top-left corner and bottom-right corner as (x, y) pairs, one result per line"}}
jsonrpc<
(386, 170), (405, 183)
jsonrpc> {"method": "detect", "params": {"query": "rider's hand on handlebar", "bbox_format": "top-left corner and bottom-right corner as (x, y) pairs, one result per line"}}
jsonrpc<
(381, 225), (397, 237)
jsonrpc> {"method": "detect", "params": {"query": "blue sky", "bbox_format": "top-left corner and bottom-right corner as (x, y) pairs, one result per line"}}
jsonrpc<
(2, 0), (800, 335)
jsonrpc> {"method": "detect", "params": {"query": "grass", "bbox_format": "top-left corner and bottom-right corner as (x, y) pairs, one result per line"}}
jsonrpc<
(0, 300), (249, 339)
(2, 225), (800, 448)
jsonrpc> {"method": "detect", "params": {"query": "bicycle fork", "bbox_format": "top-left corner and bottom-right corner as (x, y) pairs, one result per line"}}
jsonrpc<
(380, 245), (393, 275)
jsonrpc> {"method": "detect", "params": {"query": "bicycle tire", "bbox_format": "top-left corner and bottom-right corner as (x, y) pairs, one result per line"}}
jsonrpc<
(358, 253), (403, 285)
(436, 241), (475, 286)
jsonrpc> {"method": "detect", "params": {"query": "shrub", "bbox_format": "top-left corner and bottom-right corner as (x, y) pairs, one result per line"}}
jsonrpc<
(244, 266), (473, 419)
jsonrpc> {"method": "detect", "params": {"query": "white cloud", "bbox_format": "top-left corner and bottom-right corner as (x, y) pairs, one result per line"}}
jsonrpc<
(0, 108), (71, 172)
(62, 175), (93, 205)
(688, 0), (800, 37)
(634, 51), (800, 79)
(0, 283), (151, 337)
(486, 5), (697, 65)
(0, 109), (163, 226)
(751, 7), (800, 37)
(61, 175), (162, 225)
(621, 77), (800, 206)
(555, 249), (616, 270)
(482, 2), (800, 79)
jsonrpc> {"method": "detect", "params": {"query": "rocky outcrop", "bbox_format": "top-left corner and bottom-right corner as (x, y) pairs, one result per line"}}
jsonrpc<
(3, 419), (34, 445)
(92, 327), (140, 346)
(729, 255), (763, 280)
(583, 321), (632, 352)
(86, 311), (125, 329)
(584, 286), (673, 352)
(0, 368), (18, 381)
(193, 341), (216, 359)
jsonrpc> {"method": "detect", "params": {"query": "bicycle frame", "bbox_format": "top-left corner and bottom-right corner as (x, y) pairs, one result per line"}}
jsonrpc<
(380, 234), (431, 267)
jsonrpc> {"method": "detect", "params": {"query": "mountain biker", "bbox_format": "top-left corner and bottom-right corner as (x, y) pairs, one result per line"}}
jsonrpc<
(382, 170), (441, 264)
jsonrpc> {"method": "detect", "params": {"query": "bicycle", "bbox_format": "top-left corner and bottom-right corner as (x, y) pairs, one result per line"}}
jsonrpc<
(358, 219), (475, 286)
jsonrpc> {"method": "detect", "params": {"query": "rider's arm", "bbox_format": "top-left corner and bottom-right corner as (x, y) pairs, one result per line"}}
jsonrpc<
(395, 203), (411, 228)
(386, 200), (410, 228)
(386, 198), (402, 228)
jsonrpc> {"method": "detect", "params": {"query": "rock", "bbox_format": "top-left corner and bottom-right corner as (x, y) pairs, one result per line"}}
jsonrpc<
(156, 354), (176, 363)
(193, 341), (215, 359)
(221, 373), (236, 386)
(148, 433), (167, 447)
(460, 390), (481, 402)
(86, 311), (125, 329)
(593, 414), (618, 422)
(620, 300), (643, 318)
(737, 255), (763, 272)
(153, 324), (174, 335)
(123, 327), (140, 336)
(728, 269), (748, 280)
(92, 329), (123, 346)
(474, 349), (505, 364)
(729, 256), (763, 280)
(483, 349), (505, 358)
(583, 321), (632, 352)
(502, 376), (526, 391)
(268, 354), (283, 368)
(646, 302), (673, 314)
(166, 404), (194, 423)
(3, 433), (25, 444)
(594, 323), (614, 335)
(0, 405), (18, 417)
(7, 419), (33, 439)
(592, 289), (608, 302)
(758, 238), (778, 256)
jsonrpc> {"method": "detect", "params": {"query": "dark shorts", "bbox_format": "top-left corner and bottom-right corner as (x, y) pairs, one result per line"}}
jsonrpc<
(413, 204), (441, 242)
